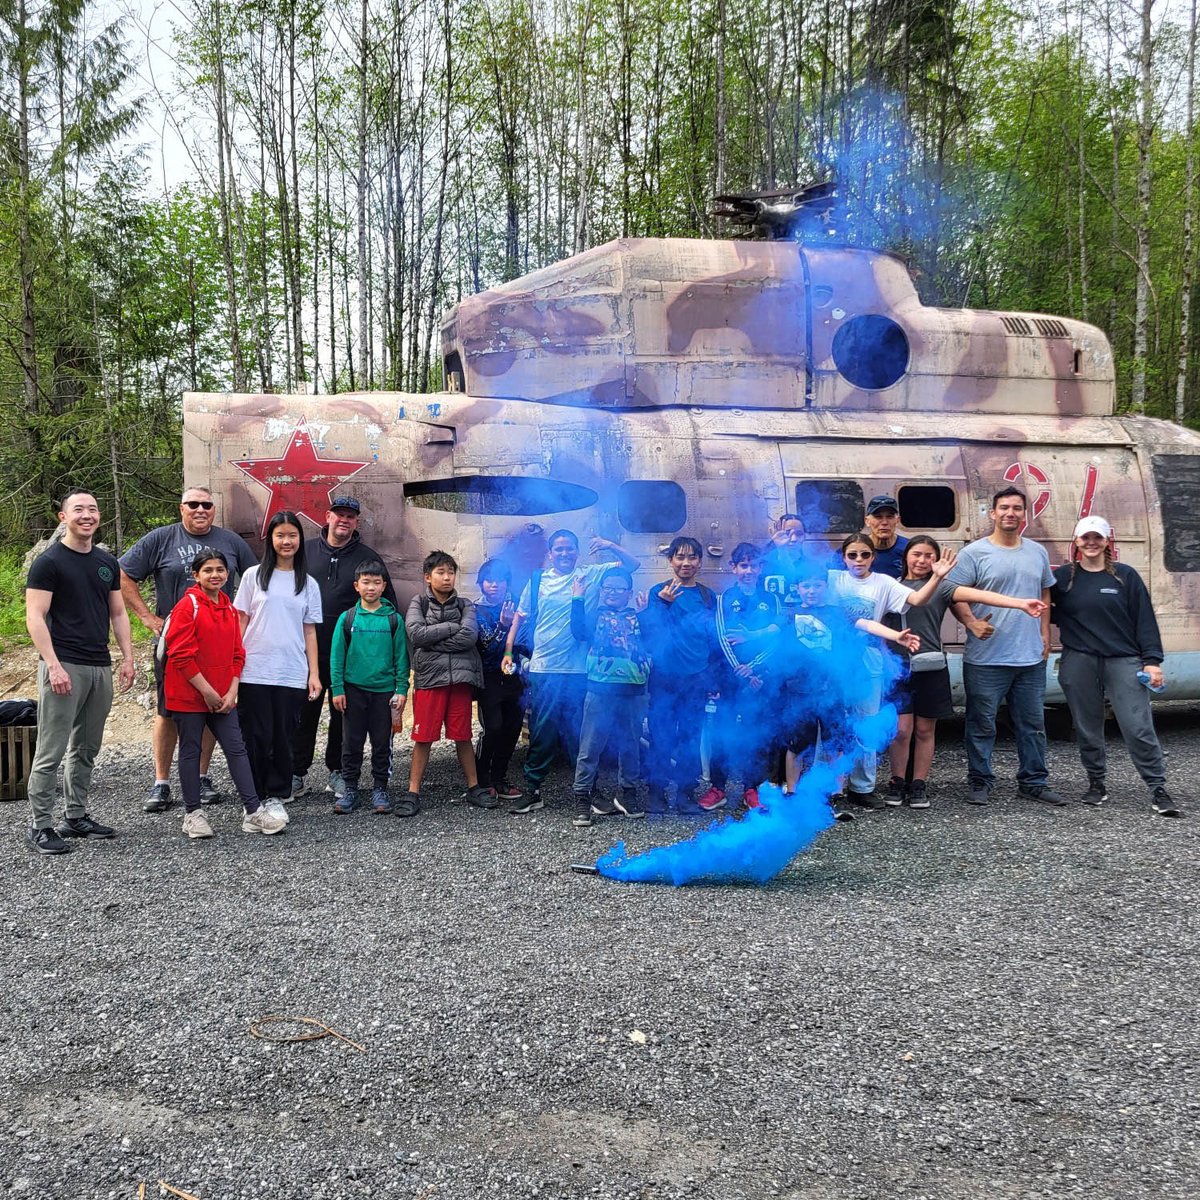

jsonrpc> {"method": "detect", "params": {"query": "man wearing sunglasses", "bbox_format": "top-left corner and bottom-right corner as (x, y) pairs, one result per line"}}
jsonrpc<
(120, 486), (259, 814)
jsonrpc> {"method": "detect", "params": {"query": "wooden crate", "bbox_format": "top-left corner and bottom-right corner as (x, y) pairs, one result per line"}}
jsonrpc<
(0, 725), (36, 801)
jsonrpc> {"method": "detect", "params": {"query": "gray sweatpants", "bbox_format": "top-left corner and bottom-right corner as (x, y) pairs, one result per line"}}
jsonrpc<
(1058, 649), (1166, 792)
(27, 661), (114, 829)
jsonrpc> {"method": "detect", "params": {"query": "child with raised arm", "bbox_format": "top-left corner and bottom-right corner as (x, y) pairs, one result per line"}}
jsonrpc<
(404, 550), (495, 816)
(569, 568), (650, 826)
(329, 560), (409, 815)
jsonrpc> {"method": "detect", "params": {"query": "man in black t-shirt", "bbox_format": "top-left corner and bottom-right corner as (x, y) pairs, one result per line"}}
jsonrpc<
(24, 490), (136, 855)
(119, 485), (258, 813)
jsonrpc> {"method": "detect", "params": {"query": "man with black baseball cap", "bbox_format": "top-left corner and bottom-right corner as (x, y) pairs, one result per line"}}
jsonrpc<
(865, 495), (909, 580)
(292, 496), (398, 798)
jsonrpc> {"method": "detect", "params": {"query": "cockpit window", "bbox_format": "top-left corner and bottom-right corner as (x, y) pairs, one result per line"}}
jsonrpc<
(794, 480), (864, 536)
(404, 476), (598, 517)
(1152, 454), (1200, 570)
(898, 485), (956, 530)
(617, 481), (687, 533)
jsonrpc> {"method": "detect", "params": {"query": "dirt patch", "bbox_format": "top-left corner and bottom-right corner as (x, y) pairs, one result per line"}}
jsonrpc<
(0, 642), (156, 746)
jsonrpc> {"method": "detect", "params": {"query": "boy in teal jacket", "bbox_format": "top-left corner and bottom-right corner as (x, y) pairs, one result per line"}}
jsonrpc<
(330, 561), (410, 813)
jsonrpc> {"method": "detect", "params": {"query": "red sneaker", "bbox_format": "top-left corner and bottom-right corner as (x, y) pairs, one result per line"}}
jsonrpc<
(697, 786), (727, 811)
(743, 787), (761, 809)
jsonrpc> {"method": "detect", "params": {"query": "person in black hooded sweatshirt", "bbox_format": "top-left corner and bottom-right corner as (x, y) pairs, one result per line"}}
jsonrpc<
(291, 497), (397, 799)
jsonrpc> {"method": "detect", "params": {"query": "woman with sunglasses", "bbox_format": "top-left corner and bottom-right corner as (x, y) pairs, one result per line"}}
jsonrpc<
(1051, 516), (1182, 816)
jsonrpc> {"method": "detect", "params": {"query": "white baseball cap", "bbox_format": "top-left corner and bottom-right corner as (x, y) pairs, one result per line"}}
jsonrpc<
(1073, 515), (1112, 539)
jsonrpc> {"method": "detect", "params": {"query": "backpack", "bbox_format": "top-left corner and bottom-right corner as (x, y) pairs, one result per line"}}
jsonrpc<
(342, 606), (400, 643)
(155, 594), (199, 663)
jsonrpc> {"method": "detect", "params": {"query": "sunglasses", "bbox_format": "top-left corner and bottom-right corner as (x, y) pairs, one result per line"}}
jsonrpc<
(183, 500), (215, 510)
(845, 551), (874, 560)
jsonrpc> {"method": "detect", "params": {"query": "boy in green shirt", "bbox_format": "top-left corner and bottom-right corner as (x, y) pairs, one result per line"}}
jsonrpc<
(330, 561), (410, 813)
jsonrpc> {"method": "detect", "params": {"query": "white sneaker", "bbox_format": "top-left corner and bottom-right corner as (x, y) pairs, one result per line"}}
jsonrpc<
(261, 799), (290, 825)
(182, 810), (214, 839)
(242, 807), (287, 835)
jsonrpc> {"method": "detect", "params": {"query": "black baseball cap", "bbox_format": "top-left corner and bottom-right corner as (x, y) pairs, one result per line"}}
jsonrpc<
(329, 496), (361, 514)
(866, 494), (898, 516)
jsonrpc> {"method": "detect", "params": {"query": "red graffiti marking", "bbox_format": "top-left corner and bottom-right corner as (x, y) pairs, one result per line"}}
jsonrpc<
(1078, 463), (1098, 520)
(1004, 461), (1051, 534)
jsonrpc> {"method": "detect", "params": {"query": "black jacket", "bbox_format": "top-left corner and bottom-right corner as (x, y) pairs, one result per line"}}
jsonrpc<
(305, 528), (398, 661)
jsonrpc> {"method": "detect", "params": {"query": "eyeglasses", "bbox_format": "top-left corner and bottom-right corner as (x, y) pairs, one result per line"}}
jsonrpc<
(845, 551), (873, 560)
(183, 501), (214, 510)
(601, 585), (631, 594)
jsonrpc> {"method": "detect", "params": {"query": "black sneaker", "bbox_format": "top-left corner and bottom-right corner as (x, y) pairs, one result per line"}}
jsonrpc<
(495, 780), (523, 801)
(25, 826), (73, 855)
(1019, 785), (1069, 807)
(1082, 777), (1108, 806)
(590, 796), (619, 817)
(828, 796), (855, 822)
(614, 795), (645, 819)
(572, 797), (593, 827)
(56, 814), (117, 840)
(642, 791), (669, 815)
(509, 789), (543, 815)
(907, 780), (930, 810)
(884, 777), (906, 807)
(143, 782), (172, 813)
(1152, 788), (1183, 817)
(394, 791), (421, 818)
(846, 790), (886, 810)
(466, 785), (500, 810)
(199, 776), (223, 805)
(964, 782), (990, 806)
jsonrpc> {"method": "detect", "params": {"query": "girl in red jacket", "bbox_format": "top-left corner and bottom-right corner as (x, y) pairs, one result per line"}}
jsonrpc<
(163, 550), (287, 839)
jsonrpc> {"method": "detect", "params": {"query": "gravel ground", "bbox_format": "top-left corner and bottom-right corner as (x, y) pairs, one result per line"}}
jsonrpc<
(1, 709), (1198, 1200)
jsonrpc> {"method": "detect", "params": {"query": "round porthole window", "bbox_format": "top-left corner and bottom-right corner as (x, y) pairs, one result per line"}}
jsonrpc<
(831, 314), (910, 390)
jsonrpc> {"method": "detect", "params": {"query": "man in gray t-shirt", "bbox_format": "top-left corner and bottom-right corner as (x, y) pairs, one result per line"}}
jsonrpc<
(119, 485), (258, 812)
(941, 486), (1066, 808)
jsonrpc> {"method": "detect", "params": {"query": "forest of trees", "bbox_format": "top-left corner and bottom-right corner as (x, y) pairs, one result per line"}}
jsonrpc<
(1, 0), (1198, 544)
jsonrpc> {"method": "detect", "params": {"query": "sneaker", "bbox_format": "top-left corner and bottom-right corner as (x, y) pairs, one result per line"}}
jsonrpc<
(673, 796), (705, 816)
(142, 782), (172, 814)
(395, 791), (421, 818)
(466, 785), (499, 809)
(509, 789), (543, 815)
(572, 797), (593, 827)
(846, 790), (886, 810)
(907, 780), (930, 810)
(743, 787), (761, 810)
(334, 788), (358, 814)
(613, 795), (645, 819)
(1019, 785), (1069, 807)
(643, 790), (669, 815)
(242, 807), (287, 835)
(964, 782), (990, 806)
(1082, 777), (1108, 806)
(370, 788), (392, 815)
(697, 785), (727, 811)
(182, 810), (214, 839)
(25, 826), (73, 855)
(325, 770), (346, 798)
(495, 780), (522, 801)
(590, 796), (619, 817)
(1152, 787), (1183, 817)
(884, 776), (906, 807)
(261, 798), (290, 826)
(290, 774), (309, 798)
(199, 776), (223, 805)
(56, 814), (117, 840)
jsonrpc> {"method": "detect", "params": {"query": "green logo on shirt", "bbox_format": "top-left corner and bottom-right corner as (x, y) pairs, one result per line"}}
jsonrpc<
(98, 565), (114, 584)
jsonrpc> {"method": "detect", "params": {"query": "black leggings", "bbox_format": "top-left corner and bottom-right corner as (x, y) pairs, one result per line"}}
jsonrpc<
(172, 710), (261, 813)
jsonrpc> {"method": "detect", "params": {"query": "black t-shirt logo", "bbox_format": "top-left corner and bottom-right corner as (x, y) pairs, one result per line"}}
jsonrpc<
(98, 565), (114, 584)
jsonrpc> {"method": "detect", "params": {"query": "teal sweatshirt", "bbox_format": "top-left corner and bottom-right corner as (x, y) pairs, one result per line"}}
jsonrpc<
(330, 599), (410, 696)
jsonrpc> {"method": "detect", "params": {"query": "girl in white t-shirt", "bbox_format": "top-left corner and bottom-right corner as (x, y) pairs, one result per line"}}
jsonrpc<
(234, 511), (323, 812)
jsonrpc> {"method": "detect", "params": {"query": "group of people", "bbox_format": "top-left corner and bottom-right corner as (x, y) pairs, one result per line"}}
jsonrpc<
(20, 482), (1182, 854)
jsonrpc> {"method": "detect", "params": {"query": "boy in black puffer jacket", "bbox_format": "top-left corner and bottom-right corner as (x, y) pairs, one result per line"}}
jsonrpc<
(404, 550), (494, 815)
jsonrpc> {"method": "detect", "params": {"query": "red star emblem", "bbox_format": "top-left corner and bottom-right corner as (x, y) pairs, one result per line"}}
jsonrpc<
(232, 420), (371, 536)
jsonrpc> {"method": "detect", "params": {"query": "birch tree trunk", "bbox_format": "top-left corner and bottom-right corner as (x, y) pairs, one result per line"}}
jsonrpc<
(1177, 0), (1197, 422)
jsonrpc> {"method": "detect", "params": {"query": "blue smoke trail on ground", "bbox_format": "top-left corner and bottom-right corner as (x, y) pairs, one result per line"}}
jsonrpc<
(595, 771), (839, 887)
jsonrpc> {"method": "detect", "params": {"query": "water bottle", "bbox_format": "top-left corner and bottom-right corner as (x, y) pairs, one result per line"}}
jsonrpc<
(1136, 671), (1166, 694)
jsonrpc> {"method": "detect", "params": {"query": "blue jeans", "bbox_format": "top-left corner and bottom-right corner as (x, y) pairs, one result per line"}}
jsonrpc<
(963, 662), (1048, 790)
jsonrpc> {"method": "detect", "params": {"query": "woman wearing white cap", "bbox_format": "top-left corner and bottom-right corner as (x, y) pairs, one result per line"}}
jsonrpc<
(1051, 516), (1182, 816)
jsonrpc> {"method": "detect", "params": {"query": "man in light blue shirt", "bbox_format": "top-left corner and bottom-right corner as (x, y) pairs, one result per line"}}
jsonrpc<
(942, 486), (1067, 807)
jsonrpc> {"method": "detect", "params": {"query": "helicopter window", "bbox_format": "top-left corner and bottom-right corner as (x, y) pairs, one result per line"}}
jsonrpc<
(1152, 454), (1200, 571)
(831, 314), (910, 390)
(794, 480), (864, 536)
(617, 481), (687, 533)
(404, 476), (598, 517)
(898, 485), (956, 530)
